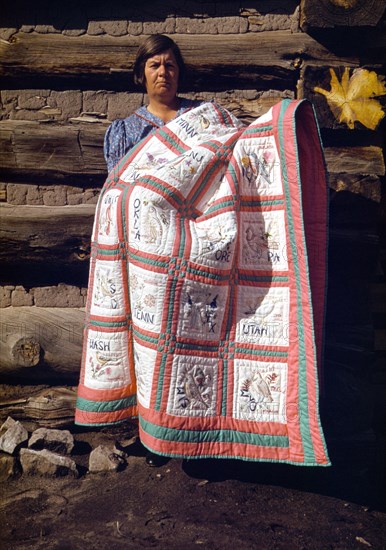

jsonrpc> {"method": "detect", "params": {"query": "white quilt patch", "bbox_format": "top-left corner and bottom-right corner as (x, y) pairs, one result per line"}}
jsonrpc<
(233, 359), (287, 423)
(84, 328), (132, 389)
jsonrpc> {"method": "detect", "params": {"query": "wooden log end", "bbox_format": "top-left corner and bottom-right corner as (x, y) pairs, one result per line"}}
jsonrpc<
(300, 0), (386, 29)
(11, 337), (42, 367)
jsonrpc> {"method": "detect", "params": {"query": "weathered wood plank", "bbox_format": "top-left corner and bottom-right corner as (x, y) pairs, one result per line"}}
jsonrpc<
(0, 307), (84, 379)
(1, 31), (384, 90)
(0, 120), (107, 182)
(0, 385), (77, 429)
(329, 174), (381, 202)
(1, 120), (385, 180)
(300, 0), (386, 29)
(0, 203), (95, 265)
(324, 147), (385, 176)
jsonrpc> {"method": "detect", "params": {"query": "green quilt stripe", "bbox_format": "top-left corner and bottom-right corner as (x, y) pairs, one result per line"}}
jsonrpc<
(94, 246), (120, 256)
(238, 274), (288, 283)
(178, 216), (186, 257)
(242, 124), (273, 136)
(234, 346), (288, 358)
(175, 341), (219, 352)
(241, 199), (284, 208)
(90, 319), (128, 329)
(128, 251), (170, 269)
(206, 199), (235, 215)
(140, 416), (289, 448)
(277, 99), (315, 463)
(121, 185), (131, 243)
(227, 164), (239, 191)
(133, 327), (159, 345)
(186, 265), (229, 281)
(165, 277), (179, 333)
(76, 394), (137, 413)
(155, 353), (168, 411)
(221, 357), (228, 416)
(213, 102), (237, 126)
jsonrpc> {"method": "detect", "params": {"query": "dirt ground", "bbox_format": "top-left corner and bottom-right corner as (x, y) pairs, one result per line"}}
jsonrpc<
(1, 420), (385, 550)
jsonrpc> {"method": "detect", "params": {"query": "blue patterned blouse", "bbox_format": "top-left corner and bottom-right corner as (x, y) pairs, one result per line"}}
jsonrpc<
(104, 98), (203, 173)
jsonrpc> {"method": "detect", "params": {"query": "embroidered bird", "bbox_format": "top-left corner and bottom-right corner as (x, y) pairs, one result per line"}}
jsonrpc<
(248, 371), (273, 403)
(184, 371), (209, 409)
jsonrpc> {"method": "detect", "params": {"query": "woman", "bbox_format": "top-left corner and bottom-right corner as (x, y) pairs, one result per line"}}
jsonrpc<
(76, 36), (330, 471)
(104, 34), (203, 173)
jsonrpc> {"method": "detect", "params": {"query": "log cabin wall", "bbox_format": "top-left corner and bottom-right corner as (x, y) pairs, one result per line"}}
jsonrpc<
(0, 0), (385, 462)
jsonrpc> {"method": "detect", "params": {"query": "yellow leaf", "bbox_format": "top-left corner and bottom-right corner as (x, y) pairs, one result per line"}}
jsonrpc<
(314, 68), (386, 130)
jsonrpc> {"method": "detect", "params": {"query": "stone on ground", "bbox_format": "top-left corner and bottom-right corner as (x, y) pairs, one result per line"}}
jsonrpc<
(0, 417), (29, 455)
(28, 427), (74, 455)
(20, 448), (78, 477)
(88, 445), (126, 473)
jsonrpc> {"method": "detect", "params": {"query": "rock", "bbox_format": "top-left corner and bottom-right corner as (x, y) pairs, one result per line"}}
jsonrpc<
(0, 28), (17, 41)
(116, 435), (138, 452)
(0, 454), (21, 481)
(28, 428), (74, 455)
(20, 448), (78, 477)
(17, 91), (47, 110)
(33, 284), (84, 308)
(42, 186), (67, 206)
(0, 286), (12, 307)
(11, 286), (34, 307)
(6, 184), (28, 205)
(0, 416), (15, 433)
(0, 417), (29, 455)
(113, 443), (127, 459)
(88, 445), (126, 473)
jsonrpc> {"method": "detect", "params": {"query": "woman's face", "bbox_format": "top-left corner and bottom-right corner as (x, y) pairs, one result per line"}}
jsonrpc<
(144, 49), (179, 102)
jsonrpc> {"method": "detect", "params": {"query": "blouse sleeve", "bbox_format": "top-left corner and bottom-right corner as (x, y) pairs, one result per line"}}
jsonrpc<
(104, 119), (134, 173)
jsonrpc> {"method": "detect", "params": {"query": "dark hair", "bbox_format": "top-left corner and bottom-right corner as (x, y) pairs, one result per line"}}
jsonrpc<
(133, 34), (186, 88)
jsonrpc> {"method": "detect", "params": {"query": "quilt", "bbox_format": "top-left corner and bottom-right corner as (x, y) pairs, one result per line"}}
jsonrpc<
(75, 100), (330, 466)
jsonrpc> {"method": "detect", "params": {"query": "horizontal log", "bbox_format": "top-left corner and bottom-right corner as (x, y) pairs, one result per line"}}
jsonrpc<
(300, 0), (386, 29)
(328, 174), (381, 202)
(0, 203), (95, 265)
(0, 120), (107, 183)
(1, 31), (384, 90)
(0, 385), (77, 429)
(1, 120), (385, 182)
(0, 307), (85, 380)
(0, 203), (94, 284)
(323, 146), (385, 176)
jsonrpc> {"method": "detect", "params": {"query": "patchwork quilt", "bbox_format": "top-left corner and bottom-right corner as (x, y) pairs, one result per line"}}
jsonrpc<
(75, 100), (330, 466)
